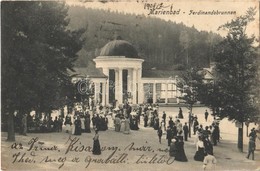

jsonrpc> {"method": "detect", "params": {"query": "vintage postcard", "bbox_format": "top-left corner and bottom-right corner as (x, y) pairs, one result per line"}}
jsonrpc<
(1, 0), (259, 170)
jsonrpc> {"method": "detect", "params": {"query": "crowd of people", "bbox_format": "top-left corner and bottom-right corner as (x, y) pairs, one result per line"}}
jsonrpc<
(17, 101), (258, 166)
(60, 102), (143, 136)
(149, 108), (220, 169)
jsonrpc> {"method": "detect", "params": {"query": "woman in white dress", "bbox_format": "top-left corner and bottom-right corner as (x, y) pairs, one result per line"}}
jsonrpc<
(120, 118), (126, 132)
(203, 152), (217, 170)
(194, 136), (206, 161)
(80, 116), (85, 132)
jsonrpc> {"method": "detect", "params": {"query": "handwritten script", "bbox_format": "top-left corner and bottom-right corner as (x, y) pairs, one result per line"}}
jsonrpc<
(10, 136), (174, 169)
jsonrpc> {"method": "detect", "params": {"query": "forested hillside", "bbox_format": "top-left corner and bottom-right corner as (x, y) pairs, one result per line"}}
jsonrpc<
(68, 5), (222, 70)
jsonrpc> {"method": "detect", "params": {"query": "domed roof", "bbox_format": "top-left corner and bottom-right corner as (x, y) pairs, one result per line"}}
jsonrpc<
(100, 39), (139, 58)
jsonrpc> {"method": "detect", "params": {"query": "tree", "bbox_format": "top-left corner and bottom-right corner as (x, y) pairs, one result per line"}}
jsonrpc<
(212, 7), (258, 152)
(68, 78), (95, 112)
(176, 67), (205, 136)
(1, 1), (84, 141)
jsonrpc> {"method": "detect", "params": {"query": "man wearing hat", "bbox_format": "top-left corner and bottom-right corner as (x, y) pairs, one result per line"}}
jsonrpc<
(162, 111), (166, 124)
(246, 136), (256, 160)
(249, 128), (257, 142)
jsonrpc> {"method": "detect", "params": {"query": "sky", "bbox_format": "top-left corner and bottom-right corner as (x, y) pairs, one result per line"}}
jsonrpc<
(66, 0), (259, 39)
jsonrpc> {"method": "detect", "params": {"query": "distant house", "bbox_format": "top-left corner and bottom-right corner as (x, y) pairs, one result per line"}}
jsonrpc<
(202, 62), (215, 83)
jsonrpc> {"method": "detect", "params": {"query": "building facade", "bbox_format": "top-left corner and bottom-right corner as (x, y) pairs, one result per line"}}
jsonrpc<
(72, 39), (205, 106)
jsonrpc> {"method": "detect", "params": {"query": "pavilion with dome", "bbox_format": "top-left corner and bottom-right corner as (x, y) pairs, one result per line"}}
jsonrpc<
(71, 39), (193, 106)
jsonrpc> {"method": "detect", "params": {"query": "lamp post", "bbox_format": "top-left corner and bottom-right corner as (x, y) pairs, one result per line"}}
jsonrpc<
(184, 85), (192, 138)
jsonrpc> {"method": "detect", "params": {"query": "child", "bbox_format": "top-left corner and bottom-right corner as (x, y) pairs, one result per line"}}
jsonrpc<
(203, 152), (217, 170)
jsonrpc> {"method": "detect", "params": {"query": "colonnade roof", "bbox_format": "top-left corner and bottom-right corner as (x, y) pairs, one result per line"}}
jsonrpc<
(142, 69), (182, 78)
(69, 61), (107, 78)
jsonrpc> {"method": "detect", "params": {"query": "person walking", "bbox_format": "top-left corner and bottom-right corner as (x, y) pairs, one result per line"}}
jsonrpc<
(114, 115), (121, 132)
(166, 126), (173, 146)
(64, 114), (72, 133)
(157, 127), (163, 144)
(194, 136), (206, 161)
(212, 124), (219, 146)
(120, 117), (126, 132)
(85, 115), (91, 133)
(161, 121), (166, 133)
(246, 136), (256, 160)
(169, 138), (178, 158)
(249, 128), (257, 142)
(162, 111), (166, 124)
(205, 110), (209, 122)
(178, 107), (184, 119)
(153, 116), (160, 130)
(169, 117), (174, 129)
(53, 116), (59, 132)
(203, 152), (217, 170)
(193, 118), (199, 135)
(92, 129), (101, 155)
(21, 114), (27, 135)
(80, 115), (85, 132)
(74, 115), (82, 135)
(183, 122), (189, 141)
(204, 137), (213, 155)
(175, 137), (188, 162)
(144, 114), (148, 127)
(58, 116), (63, 132)
(124, 117), (130, 134)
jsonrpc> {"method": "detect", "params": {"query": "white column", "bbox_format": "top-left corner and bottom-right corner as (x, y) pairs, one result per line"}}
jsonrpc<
(140, 83), (144, 104)
(132, 68), (137, 104)
(153, 82), (156, 104)
(94, 82), (100, 104)
(118, 68), (123, 105)
(103, 68), (109, 105)
(127, 69), (132, 94)
(114, 69), (119, 103)
(101, 82), (106, 106)
(94, 82), (97, 104)
(165, 83), (168, 104)
(137, 68), (143, 104)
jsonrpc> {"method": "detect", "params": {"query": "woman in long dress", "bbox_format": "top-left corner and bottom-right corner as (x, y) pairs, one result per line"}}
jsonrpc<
(80, 116), (85, 132)
(175, 137), (188, 162)
(153, 117), (160, 130)
(194, 137), (206, 161)
(120, 118), (126, 132)
(124, 117), (130, 134)
(114, 116), (121, 132)
(64, 114), (72, 133)
(85, 115), (91, 133)
(74, 116), (82, 135)
(169, 138), (178, 157)
(178, 107), (184, 119)
(92, 130), (101, 155)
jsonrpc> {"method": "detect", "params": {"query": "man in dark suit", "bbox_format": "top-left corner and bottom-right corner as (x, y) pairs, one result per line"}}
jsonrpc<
(183, 122), (189, 141)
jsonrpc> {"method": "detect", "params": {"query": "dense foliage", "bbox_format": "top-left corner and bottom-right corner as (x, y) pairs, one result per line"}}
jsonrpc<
(1, 1), (84, 140)
(213, 7), (258, 123)
(67, 6), (222, 70)
(176, 68), (205, 112)
(205, 7), (259, 151)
